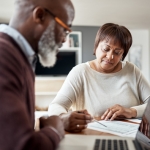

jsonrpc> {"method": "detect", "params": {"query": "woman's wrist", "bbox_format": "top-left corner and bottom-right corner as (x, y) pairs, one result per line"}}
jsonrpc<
(130, 108), (137, 118)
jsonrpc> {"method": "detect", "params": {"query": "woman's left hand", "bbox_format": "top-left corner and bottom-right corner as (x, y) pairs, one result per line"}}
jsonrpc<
(101, 104), (137, 121)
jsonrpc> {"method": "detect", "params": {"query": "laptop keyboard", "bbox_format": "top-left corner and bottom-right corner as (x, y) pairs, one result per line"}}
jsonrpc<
(93, 139), (129, 150)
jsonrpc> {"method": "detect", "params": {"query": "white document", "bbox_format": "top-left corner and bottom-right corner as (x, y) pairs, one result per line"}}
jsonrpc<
(88, 120), (140, 138)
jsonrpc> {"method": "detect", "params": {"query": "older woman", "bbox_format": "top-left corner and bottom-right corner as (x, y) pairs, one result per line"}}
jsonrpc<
(48, 23), (150, 132)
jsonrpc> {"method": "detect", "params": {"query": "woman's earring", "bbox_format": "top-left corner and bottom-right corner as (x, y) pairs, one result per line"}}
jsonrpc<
(120, 56), (123, 61)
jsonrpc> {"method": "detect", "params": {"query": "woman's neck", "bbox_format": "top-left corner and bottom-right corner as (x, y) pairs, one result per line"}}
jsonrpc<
(89, 60), (122, 74)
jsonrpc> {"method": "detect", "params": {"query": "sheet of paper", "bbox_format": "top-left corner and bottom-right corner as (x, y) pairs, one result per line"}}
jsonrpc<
(88, 120), (140, 138)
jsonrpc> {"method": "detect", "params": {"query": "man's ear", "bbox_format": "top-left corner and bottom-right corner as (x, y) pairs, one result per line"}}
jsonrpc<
(32, 7), (47, 23)
(31, 7), (50, 41)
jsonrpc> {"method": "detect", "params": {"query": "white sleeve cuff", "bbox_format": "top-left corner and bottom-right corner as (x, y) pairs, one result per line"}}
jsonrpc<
(131, 103), (147, 118)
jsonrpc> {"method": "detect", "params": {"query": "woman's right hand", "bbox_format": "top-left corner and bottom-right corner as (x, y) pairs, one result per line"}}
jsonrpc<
(101, 104), (137, 121)
(60, 109), (92, 133)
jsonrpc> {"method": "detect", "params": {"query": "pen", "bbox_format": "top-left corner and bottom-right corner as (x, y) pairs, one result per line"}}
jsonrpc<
(77, 111), (107, 127)
(92, 119), (107, 127)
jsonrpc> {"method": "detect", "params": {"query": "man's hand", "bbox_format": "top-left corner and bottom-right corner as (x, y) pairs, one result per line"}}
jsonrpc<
(101, 104), (137, 121)
(39, 116), (65, 140)
(60, 109), (92, 133)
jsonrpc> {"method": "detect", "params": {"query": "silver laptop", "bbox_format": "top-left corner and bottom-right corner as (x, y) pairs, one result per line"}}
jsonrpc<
(57, 99), (150, 150)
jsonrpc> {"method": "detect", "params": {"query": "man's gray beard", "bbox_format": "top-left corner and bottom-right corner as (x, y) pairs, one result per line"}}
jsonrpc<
(38, 21), (59, 67)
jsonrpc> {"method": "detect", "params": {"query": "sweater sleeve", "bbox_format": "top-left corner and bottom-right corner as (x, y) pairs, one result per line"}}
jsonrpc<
(131, 64), (150, 118)
(48, 65), (84, 116)
(131, 103), (147, 118)
(0, 38), (60, 150)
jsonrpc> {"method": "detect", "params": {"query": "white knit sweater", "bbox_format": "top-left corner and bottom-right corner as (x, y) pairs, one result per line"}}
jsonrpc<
(48, 61), (150, 118)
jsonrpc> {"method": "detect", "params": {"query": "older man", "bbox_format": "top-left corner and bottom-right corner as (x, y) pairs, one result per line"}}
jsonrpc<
(0, 0), (74, 150)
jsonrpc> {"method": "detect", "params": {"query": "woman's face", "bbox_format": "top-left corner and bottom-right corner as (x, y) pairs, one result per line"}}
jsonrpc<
(95, 40), (124, 73)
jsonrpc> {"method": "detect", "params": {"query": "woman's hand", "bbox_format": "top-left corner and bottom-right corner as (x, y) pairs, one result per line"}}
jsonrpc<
(60, 109), (93, 133)
(101, 104), (137, 121)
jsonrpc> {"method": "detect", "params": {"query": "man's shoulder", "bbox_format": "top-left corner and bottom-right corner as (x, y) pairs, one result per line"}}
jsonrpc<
(0, 32), (33, 76)
(0, 32), (19, 49)
(0, 32), (20, 56)
(0, 32), (28, 63)
(0, 32), (13, 42)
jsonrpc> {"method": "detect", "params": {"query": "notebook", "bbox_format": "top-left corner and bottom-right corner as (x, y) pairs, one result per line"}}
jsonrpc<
(57, 99), (150, 150)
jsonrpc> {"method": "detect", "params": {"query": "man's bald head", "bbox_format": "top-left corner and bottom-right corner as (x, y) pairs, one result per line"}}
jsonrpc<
(9, 0), (75, 67)
(13, 0), (74, 26)
(10, 0), (75, 49)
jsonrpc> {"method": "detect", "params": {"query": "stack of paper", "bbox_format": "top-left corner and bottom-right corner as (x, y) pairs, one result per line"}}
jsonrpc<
(88, 120), (140, 138)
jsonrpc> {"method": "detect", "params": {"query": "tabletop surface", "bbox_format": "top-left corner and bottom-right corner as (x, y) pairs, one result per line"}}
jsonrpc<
(66, 128), (115, 136)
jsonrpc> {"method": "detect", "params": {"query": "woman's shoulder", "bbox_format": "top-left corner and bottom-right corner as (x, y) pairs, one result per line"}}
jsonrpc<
(64, 62), (89, 83)
(125, 61), (140, 69)
(71, 62), (90, 72)
(124, 61), (141, 74)
(66, 62), (90, 80)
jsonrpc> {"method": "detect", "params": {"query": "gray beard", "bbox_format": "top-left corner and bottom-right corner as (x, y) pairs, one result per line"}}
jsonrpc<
(38, 21), (59, 67)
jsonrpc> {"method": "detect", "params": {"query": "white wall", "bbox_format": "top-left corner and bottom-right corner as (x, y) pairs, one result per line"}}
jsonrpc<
(128, 30), (150, 82)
